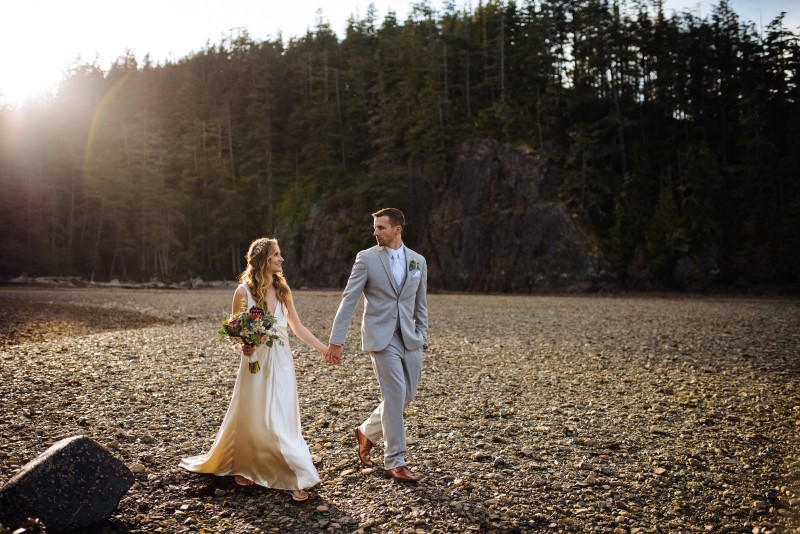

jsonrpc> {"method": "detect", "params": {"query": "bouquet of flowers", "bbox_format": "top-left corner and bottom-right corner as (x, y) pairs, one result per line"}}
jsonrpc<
(218, 299), (281, 373)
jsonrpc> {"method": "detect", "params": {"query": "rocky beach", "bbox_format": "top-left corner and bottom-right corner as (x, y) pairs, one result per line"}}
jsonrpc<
(0, 285), (798, 533)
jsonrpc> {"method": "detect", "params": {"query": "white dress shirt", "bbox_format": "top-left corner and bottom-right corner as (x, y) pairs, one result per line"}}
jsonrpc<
(387, 246), (406, 288)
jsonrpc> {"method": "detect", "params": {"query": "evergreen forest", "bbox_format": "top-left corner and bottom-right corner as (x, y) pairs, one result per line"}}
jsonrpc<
(1, 0), (798, 289)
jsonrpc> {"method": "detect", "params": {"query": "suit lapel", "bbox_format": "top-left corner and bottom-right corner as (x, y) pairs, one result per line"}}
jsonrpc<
(398, 249), (418, 297)
(378, 247), (399, 294)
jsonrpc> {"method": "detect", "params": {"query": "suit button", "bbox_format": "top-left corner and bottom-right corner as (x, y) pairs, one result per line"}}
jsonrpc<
(393, 314), (397, 319)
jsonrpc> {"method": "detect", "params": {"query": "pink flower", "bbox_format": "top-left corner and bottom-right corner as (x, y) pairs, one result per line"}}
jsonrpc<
(248, 306), (264, 321)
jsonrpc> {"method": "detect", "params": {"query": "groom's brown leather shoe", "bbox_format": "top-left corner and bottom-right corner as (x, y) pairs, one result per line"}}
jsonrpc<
(385, 465), (420, 482)
(355, 427), (373, 466)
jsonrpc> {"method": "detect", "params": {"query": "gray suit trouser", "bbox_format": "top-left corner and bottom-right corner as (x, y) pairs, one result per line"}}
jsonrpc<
(359, 329), (423, 469)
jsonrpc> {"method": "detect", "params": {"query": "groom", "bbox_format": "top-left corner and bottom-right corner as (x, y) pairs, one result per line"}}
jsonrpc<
(326, 208), (428, 482)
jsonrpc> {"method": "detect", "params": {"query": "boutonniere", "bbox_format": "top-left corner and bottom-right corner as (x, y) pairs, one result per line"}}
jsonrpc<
(408, 259), (420, 271)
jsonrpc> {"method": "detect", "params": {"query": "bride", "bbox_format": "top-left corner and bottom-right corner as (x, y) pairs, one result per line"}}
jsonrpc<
(180, 237), (327, 501)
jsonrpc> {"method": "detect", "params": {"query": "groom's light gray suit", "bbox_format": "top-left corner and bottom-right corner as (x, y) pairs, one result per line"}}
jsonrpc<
(330, 244), (428, 469)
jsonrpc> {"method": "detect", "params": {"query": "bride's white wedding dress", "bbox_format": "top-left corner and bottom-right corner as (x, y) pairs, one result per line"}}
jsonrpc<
(180, 285), (320, 490)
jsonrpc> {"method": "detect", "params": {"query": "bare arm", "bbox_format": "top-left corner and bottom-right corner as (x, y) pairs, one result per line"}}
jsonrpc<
(231, 286), (248, 314)
(286, 293), (328, 354)
(231, 286), (255, 356)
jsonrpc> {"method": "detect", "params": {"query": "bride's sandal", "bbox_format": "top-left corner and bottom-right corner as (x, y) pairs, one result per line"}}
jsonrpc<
(285, 489), (309, 502)
(234, 475), (254, 486)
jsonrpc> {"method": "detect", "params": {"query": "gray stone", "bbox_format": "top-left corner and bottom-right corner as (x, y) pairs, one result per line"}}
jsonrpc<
(0, 435), (134, 533)
(492, 457), (506, 467)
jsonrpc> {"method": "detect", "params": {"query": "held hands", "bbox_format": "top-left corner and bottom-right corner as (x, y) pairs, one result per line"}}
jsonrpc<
(324, 344), (343, 365)
(241, 344), (255, 357)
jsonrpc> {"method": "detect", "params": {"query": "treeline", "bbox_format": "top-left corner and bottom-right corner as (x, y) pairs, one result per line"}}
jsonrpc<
(0, 0), (798, 287)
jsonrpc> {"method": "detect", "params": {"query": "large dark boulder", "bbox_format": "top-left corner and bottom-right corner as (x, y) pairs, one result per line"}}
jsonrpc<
(0, 435), (134, 533)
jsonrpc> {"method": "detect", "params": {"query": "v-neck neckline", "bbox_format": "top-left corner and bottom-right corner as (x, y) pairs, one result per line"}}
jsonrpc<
(245, 285), (279, 316)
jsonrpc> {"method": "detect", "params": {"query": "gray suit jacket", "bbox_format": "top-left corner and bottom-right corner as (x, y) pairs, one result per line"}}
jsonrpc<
(330, 245), (428, 352)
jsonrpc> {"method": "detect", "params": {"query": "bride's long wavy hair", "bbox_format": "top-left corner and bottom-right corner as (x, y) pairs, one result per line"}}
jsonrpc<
(238, 238), (291, 312)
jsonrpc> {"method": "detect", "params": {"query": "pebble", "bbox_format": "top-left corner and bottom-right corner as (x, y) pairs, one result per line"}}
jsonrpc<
(129, 462), (147, 474)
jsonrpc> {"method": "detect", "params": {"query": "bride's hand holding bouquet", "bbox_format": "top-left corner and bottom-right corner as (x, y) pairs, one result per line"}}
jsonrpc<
(218, 298), (281, 373)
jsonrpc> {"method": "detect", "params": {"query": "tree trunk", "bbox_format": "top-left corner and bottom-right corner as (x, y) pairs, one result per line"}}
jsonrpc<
(307, 54), (314, 101)
(140, 204), (146, 272)
(217, 123), (223, 160)
(482, 6), (491, 104)
(324, 47), (329, 103)
(536, 85), (544, 153)
(226, 98), (236, 182)
(68, 168), (76, 252)
(442, 40), (449, 124)
(335, 68), (346, 172)
(79, 197), (88, 245)
(91, 196), (106, 282)
(465, 48), (471, 117)
(500, 11), (505, 103)
(265, 115), (274, 230)
(612, 83), (628, 175)
(610, 59), (628, 176)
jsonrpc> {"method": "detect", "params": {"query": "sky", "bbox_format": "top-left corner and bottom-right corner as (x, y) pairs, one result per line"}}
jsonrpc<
(1, 0), (797, 108)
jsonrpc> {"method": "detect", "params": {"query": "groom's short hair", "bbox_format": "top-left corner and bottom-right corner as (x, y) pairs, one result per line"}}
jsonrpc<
(373, 208), (405, 229)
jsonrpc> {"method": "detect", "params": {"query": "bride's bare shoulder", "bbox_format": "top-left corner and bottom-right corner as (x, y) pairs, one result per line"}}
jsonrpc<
(231, 285), (249, 311)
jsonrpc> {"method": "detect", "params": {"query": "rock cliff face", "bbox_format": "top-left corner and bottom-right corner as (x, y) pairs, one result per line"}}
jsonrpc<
(280, 206), (354, 289)
(283, 138), (614, 292)
(419, 138), (612, 292)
